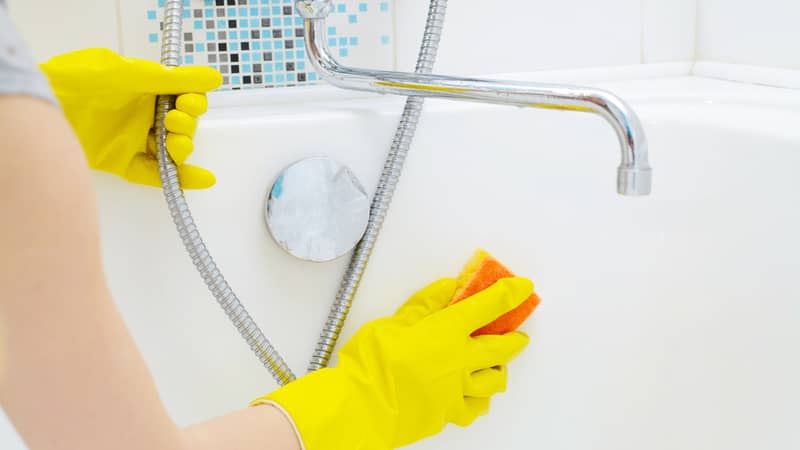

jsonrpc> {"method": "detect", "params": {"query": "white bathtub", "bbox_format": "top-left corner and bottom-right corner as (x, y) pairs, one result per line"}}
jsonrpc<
(3, 74), (799, 449)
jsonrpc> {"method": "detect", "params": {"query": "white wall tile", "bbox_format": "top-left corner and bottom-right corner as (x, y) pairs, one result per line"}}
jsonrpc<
(120, 0), (395, 67)
(394, 0), (642, 76)
(117, 0), (161, 63)
(118, 0), (395, 90)
(642, 0), (695, 63)
(697, 0), (800, 69)
(5, 0), (120, 62)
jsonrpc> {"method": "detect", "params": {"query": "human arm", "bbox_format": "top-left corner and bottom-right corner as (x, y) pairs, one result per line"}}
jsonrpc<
(0, 94), (532, 450)
(0, 94), (301, 450)
(1, 11), (532, 448)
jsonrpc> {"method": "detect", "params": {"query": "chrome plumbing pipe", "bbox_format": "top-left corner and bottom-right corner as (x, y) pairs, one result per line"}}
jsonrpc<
(155, 0), (296, 386)
(299, 0), (652, 371)
(296, 0), (651, 196)
(307, 0), (450, 372)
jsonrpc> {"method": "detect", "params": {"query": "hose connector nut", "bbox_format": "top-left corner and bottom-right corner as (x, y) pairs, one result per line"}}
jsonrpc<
(295, 0), (333, 19)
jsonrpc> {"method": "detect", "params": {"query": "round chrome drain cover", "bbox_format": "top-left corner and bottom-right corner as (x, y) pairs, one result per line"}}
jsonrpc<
(265, 157), (370, 262)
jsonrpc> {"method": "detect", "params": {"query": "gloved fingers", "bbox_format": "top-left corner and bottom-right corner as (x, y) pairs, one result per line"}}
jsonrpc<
(137, 64), (223, 95)
(145, 132), (194, 165)
(44, 51), (222, 94)
(177, 164), (217, 189)
(463, 366), (507, 398)
(166, 133), (194, 165)
(125, 153), (163, 188)
(125, 153), (216, 189)
(465, 332), (530, 371)
(433, 277), (533, 335)
(393, 278), (458, 324)
(146, 132), (157, 155)
(165, 109), (199, 136)
(176, 93), (209, 117)
(452, 397), (490, 427)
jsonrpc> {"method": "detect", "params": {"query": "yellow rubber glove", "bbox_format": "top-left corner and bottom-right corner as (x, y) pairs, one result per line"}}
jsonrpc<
(40, 48), (223, 189)
(254, 277), (533, 450)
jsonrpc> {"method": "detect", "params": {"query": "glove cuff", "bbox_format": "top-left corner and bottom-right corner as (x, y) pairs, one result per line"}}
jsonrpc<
(250, 400), (306, 450)
(252, 368), (395, 450)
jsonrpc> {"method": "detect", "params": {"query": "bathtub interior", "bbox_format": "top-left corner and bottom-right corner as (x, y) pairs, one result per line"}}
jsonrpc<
(2, 76), (799, 449)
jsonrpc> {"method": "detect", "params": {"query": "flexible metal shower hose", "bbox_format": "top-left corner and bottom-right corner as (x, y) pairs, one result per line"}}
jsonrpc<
(155, 0), (296, 386)
(307, 0), (449, 371)
(154, 0), (447, 381)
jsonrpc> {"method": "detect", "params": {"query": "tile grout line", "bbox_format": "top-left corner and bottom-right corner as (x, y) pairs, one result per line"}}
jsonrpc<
(639, 0), (645, 64)
(115, 0), (125, 54)
(690, 0), (699, 74)
(390, 0), (398, 70)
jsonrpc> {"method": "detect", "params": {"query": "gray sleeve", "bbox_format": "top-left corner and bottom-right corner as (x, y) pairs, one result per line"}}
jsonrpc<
(0, 3), (57, 103)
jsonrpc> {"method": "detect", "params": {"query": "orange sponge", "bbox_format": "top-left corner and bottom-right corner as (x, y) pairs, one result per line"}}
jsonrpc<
(450, 249), (540, 336)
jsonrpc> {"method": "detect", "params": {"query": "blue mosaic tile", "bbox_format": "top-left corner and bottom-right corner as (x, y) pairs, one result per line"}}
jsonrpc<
(146, 0), (392, 90)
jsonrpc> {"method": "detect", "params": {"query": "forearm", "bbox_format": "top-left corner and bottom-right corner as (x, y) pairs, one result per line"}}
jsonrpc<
(0, 276), (185, 450)
(182, 405), (300, 450)
(0, 96), (298, 450)
(0, 95), (181, 450)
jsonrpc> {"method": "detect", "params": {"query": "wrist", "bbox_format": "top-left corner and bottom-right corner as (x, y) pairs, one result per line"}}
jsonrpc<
(254, 367), (396, 450)
(250, 402), (305, 450)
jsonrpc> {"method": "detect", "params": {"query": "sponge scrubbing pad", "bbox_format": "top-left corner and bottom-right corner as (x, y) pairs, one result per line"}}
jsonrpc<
(450, 249), (540, 336)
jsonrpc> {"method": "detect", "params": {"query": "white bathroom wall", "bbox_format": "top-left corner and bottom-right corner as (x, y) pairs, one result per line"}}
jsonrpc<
(16, 0), (800, 80)
(5, 0), (120, 62)
(394, 0), (645, 75)
(394, 0), (697, 75)
(697, 0), (800, 69)
(6, 0), (700, 76)
(641, 0), (696, 63)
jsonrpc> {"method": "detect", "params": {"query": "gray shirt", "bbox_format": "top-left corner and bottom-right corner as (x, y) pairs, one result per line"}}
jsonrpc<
(0, 1), (56, 103)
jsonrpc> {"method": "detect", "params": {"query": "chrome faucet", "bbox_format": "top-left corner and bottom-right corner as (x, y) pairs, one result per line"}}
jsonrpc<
(295, 0), (652, 195)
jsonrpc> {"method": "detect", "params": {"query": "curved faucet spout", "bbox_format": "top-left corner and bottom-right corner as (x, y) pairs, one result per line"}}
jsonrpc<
(296, 1), (652, 195)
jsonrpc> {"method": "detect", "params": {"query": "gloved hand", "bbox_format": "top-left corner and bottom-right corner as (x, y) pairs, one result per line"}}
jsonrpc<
(40, 48), (223, 189)
(254, 277), (533, 450)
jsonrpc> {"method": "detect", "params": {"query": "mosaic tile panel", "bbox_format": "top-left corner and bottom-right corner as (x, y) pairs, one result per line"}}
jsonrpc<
(121, 0), (394, 90)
